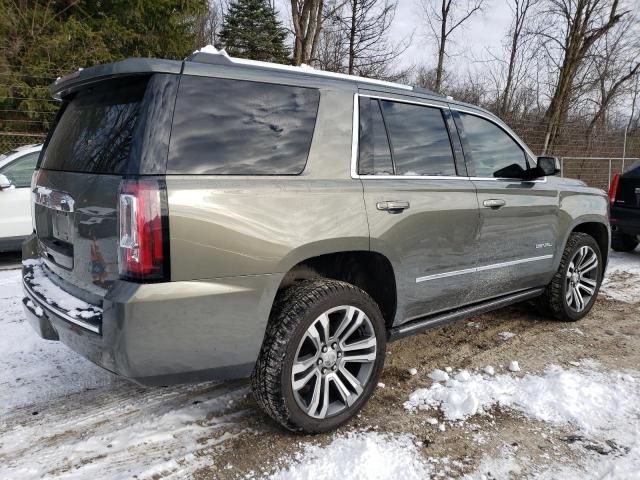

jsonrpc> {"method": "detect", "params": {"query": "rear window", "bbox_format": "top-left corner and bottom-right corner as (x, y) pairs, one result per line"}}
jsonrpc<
(40, 77), (148, 174)
(168, 76), (320, 175)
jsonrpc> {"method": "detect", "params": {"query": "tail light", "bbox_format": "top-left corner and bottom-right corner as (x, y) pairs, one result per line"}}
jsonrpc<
(609, 174), (620, 204)
(118, 178), (170, 282)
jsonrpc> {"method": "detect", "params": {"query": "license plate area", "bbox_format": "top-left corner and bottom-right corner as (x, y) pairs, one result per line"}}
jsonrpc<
(52, 210), (73, 243)
(36, 208), (75, 270)
(33, 187), (76, 270)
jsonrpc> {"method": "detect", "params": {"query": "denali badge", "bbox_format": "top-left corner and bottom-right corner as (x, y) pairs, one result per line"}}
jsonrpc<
(536, 242), (553, 249)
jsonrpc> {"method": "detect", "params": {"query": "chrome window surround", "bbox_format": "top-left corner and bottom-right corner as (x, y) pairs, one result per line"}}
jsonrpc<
(350, 93), (546, 183)
(415, 254), (554, 283)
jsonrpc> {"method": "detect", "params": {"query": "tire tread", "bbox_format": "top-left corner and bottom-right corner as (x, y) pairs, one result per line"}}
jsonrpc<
(538, 232), (601, 322)
(251, 279), (381, 432)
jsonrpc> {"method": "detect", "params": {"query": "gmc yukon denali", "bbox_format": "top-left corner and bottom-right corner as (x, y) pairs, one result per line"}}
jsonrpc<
(22, 50), (610, 433)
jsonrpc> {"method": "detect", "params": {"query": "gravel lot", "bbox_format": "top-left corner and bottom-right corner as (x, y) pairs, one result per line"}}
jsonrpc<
(1, 249), (639, 479)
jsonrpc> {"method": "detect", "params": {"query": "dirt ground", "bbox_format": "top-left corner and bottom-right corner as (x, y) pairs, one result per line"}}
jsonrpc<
(190, 292), (640, 479)
(1, 254), (639, 480)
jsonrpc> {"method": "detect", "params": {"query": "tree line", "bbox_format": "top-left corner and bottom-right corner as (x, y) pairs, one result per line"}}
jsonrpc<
(1, 0), (639, 157)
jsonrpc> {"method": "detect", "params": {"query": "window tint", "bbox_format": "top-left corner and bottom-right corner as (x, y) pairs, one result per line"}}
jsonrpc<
(0, 151), (39, 187)
(457, 113), (527, 177)
(41, 77), (148, 174)
(381, 101), (456, 176)
(168, 76), (320, 175)
(358, 98), (393, 175)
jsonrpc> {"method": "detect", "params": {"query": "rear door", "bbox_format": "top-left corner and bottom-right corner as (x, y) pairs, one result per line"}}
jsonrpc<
(32, 74), (178, 300)
(452, 109), (558, 300)
(0, 150), (39, 238)
(357, 93), (481, 323)
(612, 162), (640, 234)
(616, 162), (640, 208)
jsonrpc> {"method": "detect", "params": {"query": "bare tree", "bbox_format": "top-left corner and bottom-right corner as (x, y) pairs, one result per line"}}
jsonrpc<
(628, 75), (640, 132)
(497, 0), (539, 117)
(583, 14), (640, 142)
(538, 0), (628, 153)
(315, 0), (410, 79)
(193, 0), (227, 48)
(291, 0), (325, 65)
(421, 0), (485, 92)
(314, 10), (349, 71)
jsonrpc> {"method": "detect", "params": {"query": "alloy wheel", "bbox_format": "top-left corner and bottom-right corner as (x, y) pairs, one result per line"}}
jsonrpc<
(291, 305), (377, 419)
(565, 245), (599, 312)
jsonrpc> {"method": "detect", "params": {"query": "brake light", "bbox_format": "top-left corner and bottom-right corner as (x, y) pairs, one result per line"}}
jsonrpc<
(609, 174), (620, 204)
(118, 178), (170, 282)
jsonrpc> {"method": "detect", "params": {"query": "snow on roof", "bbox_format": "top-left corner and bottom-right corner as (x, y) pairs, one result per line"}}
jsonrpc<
(191, 45), (416, 92)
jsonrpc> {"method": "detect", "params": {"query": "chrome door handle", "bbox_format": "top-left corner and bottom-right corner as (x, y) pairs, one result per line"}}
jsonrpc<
(377, 200), (410, 213)
(483, 199), (506, 209)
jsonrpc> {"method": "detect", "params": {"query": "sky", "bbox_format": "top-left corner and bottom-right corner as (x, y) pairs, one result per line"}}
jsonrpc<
(273, 0), (515, 75)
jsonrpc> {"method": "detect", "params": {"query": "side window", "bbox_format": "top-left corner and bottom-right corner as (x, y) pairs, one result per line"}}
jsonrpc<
(358, 98), (393, 175)
(168, 76), (320, 175)
(457, 112), (527, 178)
(0, 151), (39, 188)
(381, 100), (457, 176)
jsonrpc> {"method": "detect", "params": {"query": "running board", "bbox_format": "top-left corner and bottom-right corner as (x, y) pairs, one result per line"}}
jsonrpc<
(388, 287), (545, 342)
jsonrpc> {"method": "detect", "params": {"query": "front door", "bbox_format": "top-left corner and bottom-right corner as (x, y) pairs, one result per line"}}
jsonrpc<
(452, 110), (558, 300)
(356, 94), (481, 324)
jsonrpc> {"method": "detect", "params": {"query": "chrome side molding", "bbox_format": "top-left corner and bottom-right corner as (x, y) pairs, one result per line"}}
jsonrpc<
(416, 255), (554, 283)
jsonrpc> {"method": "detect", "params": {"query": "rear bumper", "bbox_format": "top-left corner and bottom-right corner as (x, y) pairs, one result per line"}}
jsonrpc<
(22, 260), (281, 386)
(610, 206), (640, 237)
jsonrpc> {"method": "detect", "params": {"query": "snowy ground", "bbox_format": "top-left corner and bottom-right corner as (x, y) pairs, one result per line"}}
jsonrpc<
(1, 248), (639, 479)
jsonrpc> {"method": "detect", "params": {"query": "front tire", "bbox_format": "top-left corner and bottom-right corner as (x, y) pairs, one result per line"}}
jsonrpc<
(538, 232), (603, 321)
(251, 279), (386, 433)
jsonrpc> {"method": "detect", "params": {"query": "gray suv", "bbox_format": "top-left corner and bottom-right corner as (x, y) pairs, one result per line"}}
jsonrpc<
(22, 51), (609, 433)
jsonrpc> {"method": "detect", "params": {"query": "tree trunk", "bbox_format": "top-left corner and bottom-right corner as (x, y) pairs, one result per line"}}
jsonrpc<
(348, 0), (357, 74)
(291, 0), (324, 65)
(435, 0), (448, 92)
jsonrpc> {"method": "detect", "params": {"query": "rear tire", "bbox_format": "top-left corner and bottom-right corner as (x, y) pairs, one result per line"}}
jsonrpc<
(537, 232), (603, 322)
(251, 279), (386, 433)
(611, 232), (638, 252)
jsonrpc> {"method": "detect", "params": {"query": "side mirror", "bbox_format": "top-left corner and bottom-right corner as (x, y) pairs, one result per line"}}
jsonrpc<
(493, 163), (528, 179)
(537, 156), (560, 176)
(0, 174), (12, 190)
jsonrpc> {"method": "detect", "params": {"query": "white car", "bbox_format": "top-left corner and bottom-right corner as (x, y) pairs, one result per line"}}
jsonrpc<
(0, 144), (42, 252)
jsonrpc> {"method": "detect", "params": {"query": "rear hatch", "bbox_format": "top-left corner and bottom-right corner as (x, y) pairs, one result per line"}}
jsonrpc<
(614, 162), (640, 209)
(32, 73), (178, 304)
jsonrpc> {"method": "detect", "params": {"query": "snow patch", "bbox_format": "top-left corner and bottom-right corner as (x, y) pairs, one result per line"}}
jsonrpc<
(23, 259), (102, 318)
(268, 432), (432, 480)
(454, 370), (472, 382)
(194, 44), (229, 56)
(429, 369), (450, 382)
(405, 365), (640, 438)
(498, 331), (517, 340)
(600, 249), (640, 303)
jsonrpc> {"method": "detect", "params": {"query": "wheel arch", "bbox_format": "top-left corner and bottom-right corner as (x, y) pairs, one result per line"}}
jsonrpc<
(557, 217), (610, 272)
(275, 250), (398, 332)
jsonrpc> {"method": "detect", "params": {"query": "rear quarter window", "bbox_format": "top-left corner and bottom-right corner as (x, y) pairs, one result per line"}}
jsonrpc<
(168, 76), (320, 175)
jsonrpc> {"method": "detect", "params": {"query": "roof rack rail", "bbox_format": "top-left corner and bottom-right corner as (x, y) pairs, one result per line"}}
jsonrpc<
(187, 46), (415, 92)
(411, 85), (444, 97)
